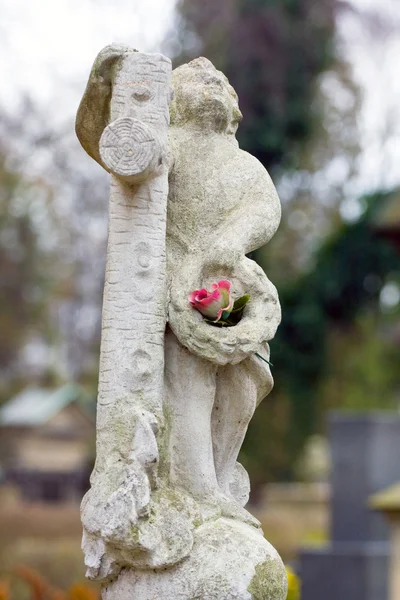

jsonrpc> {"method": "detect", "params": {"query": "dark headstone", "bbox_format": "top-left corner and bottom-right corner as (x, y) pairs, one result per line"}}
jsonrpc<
(300, 412), (400, 600)
(331, 414), (400, 544)
(301, 543), (388, 600)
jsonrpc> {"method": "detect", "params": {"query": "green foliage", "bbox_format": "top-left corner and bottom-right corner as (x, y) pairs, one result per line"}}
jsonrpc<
(321, 313), (400, 412)
(244, 191), (400, 480)
(170, 0), (339, 171)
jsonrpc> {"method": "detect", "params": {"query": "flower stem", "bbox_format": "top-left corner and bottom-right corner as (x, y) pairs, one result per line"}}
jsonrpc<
(255, 352), (273, 367)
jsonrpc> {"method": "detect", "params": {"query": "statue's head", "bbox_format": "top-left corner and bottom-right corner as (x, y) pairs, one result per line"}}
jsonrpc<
(170, 58), (243, 134)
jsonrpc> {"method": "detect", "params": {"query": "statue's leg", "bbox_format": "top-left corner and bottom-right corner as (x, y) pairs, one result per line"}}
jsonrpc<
(164, 328), (220, 501)
(212, 348), (273, 496)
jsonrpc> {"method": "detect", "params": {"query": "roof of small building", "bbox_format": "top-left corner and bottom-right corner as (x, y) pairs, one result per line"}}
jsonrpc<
(0, 383), (94, 427)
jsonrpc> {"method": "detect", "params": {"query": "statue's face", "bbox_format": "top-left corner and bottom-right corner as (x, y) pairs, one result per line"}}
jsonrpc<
(171, 60), (243, 134)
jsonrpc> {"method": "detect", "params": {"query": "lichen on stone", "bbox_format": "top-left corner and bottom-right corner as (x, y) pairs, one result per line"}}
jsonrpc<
(248, 557), (288, 600)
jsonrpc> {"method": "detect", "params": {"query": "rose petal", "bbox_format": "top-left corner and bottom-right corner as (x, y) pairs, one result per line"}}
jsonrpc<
(189, 288), (209, 304)
(189, 291), (199, 304)
(197, 289), (221, 306)
(218, 280), (231, 291)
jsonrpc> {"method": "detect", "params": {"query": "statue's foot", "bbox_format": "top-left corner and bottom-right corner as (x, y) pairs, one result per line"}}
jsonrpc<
(219, 497), (261, 529)
(197, 498), (223, 522)
(198, 493), (260, 528)
(103, 518), (287, 600)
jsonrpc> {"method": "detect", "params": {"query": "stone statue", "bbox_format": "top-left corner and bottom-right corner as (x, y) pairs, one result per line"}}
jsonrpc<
(76, 44), (287, 600)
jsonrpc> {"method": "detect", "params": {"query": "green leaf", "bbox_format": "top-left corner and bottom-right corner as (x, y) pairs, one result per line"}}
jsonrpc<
(232, 294), (250, 313)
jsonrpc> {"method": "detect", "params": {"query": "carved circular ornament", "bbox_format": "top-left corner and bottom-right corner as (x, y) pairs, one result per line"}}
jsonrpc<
(100, 117), (159, 179)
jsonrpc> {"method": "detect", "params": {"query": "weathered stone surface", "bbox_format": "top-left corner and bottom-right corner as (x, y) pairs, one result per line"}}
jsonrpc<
(103, 519), (287, 600)
(76, 45), (285, 599)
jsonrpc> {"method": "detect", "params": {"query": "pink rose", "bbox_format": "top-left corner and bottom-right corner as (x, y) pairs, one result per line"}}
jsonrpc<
(189, 280), (233, 322)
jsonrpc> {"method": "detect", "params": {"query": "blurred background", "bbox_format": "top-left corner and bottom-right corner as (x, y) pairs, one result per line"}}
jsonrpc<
(0, 0), (400, 598)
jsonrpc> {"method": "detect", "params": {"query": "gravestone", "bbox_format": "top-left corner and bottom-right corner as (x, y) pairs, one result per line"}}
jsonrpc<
(301, 412), (400, 600)
(75, 45), (287, 599)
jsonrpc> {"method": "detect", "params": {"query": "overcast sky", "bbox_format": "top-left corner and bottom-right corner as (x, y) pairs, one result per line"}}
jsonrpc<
(0, 0), (176, 115)
(0, 0), (399, 199)
(340, 0), (400, 195)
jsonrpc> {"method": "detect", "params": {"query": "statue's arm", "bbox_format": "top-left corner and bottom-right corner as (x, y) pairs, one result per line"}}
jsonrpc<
(168, 252), (280, 365)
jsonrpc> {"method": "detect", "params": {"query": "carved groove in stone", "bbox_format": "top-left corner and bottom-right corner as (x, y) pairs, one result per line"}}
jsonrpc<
(100, 117), (160, 181)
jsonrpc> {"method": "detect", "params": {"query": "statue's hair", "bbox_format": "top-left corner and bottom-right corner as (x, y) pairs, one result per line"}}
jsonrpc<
(170, 57), (234, 126)
(171, 57), (229, 85)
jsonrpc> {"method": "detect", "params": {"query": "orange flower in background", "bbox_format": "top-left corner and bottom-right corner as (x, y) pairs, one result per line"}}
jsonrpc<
(1, 566), (101, 600)
(0, 580), (10, 600)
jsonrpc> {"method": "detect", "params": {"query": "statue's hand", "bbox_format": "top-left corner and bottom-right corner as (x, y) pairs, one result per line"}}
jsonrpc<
(81, 471), (198, 582)
(89, 44), (136, 84)
(168, 251), (281, 365)
(76, 43), (137, 167)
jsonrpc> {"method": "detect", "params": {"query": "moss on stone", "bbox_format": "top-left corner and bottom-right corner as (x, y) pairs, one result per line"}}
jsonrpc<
(248, 557), (288, 600)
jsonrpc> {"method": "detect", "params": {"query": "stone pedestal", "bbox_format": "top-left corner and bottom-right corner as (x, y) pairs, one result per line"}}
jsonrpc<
(300, 413), (400, 600)
(103, 519), (286, 600)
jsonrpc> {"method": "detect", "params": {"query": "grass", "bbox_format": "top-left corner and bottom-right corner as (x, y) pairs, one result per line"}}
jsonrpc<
(0, 487), (98, 600)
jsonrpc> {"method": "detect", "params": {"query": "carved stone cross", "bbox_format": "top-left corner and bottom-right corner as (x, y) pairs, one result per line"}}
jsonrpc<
(76, 44), (287, 600)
